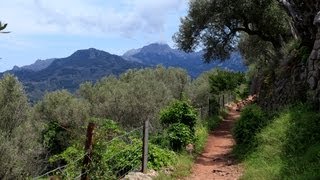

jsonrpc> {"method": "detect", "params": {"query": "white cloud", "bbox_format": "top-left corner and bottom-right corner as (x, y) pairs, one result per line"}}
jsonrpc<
(0, 0), (187, 37)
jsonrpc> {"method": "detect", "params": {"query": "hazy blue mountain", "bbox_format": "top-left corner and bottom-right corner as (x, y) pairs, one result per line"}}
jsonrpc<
(2, 48), (145, 101)
(122, 43), (247, 78)
(12, 58), (56, 72)
(3, 43), (247, 101)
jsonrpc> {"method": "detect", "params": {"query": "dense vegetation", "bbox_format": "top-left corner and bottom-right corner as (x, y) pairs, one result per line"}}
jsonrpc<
(2, 0), (319, 178)
(0, 66), (245, 179)
(2, 44), (246, 102)
(174, 0), (320, 179)
(234, 104), (320, 179)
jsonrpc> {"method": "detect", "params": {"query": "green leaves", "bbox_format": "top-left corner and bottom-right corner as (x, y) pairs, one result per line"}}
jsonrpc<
(0, 21), (9, 33)
(174, 0), (290, 61)
(209, 69), (245, 94)
(159, 100), (197, 151)
(0, 74), (29, 135)
(233, 104), (268, 158)
(160, 100), (198, 132)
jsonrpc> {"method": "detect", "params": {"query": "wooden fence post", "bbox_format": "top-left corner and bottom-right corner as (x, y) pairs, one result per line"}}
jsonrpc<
(142, 120), (149, 174)
(222, 94), (225, 107)
(81, 122), (96, 180)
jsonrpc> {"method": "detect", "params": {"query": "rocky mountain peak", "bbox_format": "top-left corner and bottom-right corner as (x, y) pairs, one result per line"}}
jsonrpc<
(71, 48), (111, 59)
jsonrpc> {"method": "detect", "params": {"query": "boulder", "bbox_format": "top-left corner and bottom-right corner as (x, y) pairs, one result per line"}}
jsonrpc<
(122, 172), (152, 180)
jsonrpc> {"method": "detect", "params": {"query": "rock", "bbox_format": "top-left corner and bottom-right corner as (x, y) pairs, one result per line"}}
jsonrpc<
(147, 170), (158, 178)
(186, 143), (194, 155)
(312, 70), (320, 78)
(308, 58), (315, 71)
(310, 50), (318, 60)
(314, 40), (320, 50)
(122, 172), (152, 180)
(313, 12), (320, 26)
(227, 160), (233, 166)
(317, 49), (320, 59)
(161, 166), (174, 176)
(308, 76), (318, 90)
(317, 32), (320, 40)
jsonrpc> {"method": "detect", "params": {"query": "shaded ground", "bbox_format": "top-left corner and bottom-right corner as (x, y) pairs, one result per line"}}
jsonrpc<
(187, 104), (243, 180)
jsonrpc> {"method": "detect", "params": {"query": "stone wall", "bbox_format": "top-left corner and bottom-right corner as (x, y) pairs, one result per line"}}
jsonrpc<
(254, 12), (320, 110)
(306, 12), (320, 107)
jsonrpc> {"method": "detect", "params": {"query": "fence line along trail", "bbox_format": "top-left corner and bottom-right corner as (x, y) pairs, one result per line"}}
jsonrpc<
(187, 102), (246, 180)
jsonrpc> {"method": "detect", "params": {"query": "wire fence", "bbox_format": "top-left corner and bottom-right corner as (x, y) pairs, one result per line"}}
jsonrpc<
(34, 124), (146, 180)
(34, 152), (88, 179)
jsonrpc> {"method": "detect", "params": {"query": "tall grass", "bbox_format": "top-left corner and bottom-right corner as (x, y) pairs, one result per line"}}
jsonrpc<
(237, 104), (320, 179)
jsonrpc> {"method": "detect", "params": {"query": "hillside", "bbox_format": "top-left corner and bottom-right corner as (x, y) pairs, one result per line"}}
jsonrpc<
(2, 48), (145, 101)
(3, 43), (246, 101)
(123, 43), (247, 78)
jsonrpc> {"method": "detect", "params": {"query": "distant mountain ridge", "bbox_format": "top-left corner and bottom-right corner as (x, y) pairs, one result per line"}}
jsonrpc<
(3, 43), (247, 101)
(2, 48), (145, 101)
(122, 43), (247, 78)
(12, 58), (55, 72)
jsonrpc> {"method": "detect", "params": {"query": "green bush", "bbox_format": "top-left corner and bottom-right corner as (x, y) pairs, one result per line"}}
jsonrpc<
(49, 119), (178, 179)
(167, 123), (193, 151)
(240, 104), (320, 179)
(148, 144), (177, 170)
(160, 100), (197, 133)
(233, 104), (267, 156)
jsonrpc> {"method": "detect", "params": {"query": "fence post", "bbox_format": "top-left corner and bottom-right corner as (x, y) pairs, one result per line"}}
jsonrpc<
(222, 94), (225, 107)
(81, 122), (96, 180)
(142, 120), (149, 173)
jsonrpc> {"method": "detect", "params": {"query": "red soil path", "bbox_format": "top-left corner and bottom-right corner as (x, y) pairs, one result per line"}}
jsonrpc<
(186, 104), (243, 180)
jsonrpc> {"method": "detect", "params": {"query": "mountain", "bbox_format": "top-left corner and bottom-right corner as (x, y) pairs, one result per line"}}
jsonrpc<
(12, 58), (55, 72)
(2, 48), (145, 101)
(122, 43), (247, 78)
(3, 43), (247, 101)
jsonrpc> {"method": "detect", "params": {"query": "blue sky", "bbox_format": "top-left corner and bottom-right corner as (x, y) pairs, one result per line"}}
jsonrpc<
(0, 0), (188, 72)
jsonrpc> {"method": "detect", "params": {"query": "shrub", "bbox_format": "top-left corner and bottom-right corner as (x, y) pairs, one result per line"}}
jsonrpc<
(160, 100), (197, 133)
(233, 104), (267, 156)
(240, 104), (320, 179)
(148, 144), (177, 170)
(49, 119), (178, 179)
(167, 123), (193, 151)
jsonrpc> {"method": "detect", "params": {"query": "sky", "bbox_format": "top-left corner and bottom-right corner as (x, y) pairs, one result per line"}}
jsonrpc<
(0, 0), (188, 72)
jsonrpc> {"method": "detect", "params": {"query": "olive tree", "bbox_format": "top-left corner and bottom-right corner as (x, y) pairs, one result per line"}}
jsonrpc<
(174, 0), (290, 61)
(0, 74), (43, 179)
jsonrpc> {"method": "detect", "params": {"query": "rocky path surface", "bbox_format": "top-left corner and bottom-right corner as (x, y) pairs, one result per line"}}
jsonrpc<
(186, 103), (245, 180)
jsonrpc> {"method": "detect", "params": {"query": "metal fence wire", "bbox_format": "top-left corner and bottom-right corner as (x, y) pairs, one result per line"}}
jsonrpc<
(34, 124), (145, 180)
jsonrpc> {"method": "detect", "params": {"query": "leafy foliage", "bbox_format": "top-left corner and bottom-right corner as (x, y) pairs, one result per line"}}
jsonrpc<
(166, 123), (193, 151)
(34, 90), (90, 155)
(160, 99), (198, 133)
(79, 66), (189, 129)
(233, 104), (267, 157)
(240, 104), (320, 179)
(209, 69), (245, 94)
(0, 21), (9, 33)
(174, 0), (290, 61)
(50, 119), (178, 179)
(0, 74), (43, 179)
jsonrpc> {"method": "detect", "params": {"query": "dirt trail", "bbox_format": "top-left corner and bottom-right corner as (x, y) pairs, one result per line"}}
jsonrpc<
(186, 104), (243, 180)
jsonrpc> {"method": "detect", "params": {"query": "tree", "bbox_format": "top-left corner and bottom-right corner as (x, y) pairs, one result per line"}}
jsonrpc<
(277, 0), (319, 48)
(0, 74), (29, 136)
(209, 70), (245, 94)
(34, 90), (90, 155)
(78, 66), (189, 129)
(0, 74), (43, 179)
(0, 21), (10, 33)
(173, 0), (290, 61)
